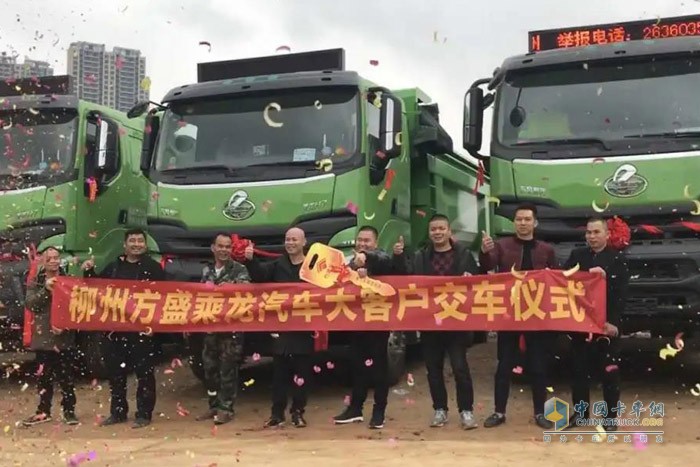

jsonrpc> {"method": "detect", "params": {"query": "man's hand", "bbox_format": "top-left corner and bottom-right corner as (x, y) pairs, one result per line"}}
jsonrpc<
(603, 322), (619, 337)
(357, 268), (368, 278)
(353, 252), (367, 268)
(244, 243), (254, 261)
(481, 231), (494, 253)
(45, 277), (56, 292)
(393, 235), (405, 256)
(590, 266), (607, 277)
(81, 255), (95, 271)
(50, 327), (63, 335)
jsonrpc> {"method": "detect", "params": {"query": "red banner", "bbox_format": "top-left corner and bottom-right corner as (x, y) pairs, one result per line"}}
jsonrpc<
(50, 271), (606, 333)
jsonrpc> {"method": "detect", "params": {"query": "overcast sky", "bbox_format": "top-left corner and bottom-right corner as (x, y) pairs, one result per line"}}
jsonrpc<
(0, 0), (695, 157)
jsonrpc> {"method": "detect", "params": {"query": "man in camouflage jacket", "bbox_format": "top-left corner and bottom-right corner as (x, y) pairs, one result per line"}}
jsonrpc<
(195, 233), (251, 425)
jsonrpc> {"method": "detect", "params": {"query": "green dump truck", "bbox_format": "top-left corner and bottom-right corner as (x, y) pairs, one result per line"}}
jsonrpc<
(129, 48), (489, 383)
(0, 75), (147, 372)
(463, 15), (700, 340)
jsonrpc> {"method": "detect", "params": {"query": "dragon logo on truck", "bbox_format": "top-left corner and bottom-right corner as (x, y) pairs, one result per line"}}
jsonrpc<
(223, 190), (256, 221)
(604, 163), (648, 198)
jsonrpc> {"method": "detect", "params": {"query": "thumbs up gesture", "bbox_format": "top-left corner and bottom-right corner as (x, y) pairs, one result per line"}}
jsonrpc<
(481, 231), (494, 253)
(393, 235), (405, 256)
(244, 242), (255, 261)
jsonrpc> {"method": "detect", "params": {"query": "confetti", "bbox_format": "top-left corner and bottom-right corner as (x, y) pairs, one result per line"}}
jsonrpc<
(690, 383), (700, 396)
(407, 373), (415, 387)
(691, 200), (700, 215)
(315, 158), (333, 172)
(363, 212), (375, 220)
(139, 326), (153, 336)
(171, 358), (183, 368)
(313, 365), (321, 373)
(263, 102), (283, 128)
(591, 200), (609, 213)
(276, 45), (291, 53)
(346, 201), (358, 215)
(36, 363), (44, 376)
(632, 433), (648, 451)
(510, 265), (527, 280)
(252, 352), (261, 362)
(605, 364), (619, 372)
(343, 395), (351, 406)
(294, 376), (305, 387)
(326, 361), (335, 370)
(88, 231), (98, 238)
(377, 189), (387, 201)
(563, 263), (580, 277)
(365, 359), (373, 367)
(659, 343), (679, 360)
(395, 132), (403, 146)
(314, 100), (323, 109)
(684, 184), (692, 199)
(164, 368), (175, 375)
(375, 150), (387, 159)
(3, 425), (9, 433)
(674, 332), (684, 351)
(261, 200), (273, 212)
(415, 209), (426, 217)
(369, 59), (379, 66)
(140, 77), (152, 91)
(434, 316), (443, 326)
(176, 402), (190, 416)
(512, 366), (523, 375)
(199, 41), (212, 52)
(21, 382), (29, 392)
(244, 378), (255, 387)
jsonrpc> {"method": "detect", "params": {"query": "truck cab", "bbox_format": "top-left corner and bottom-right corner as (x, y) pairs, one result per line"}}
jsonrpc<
(130, 49), (488, 383)
(0, 75), (147, 370)
(463, 15), (700, 339)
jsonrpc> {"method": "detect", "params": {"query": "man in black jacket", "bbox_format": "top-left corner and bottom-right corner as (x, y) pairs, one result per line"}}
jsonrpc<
(244, 227), (313, 428)
(333, 226), (404, 429)
(563, 217), (629, 432)
(81, 228), (165, 429)
(398, 214), (480, 430)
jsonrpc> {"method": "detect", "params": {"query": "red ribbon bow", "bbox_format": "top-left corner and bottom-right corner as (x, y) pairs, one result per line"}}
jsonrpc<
(229, 234), (282, 263)
(607, 216), (631, 251)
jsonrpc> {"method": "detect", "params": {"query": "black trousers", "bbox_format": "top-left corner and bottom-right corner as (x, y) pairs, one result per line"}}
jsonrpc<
(422, 331), (474, 412)
(570, 333), (621, 418)
(494, 331), (550, 416)
(349, 331), (390, 413)
(102, 333), (156, 420)
(36, 350), (76, 416)
(271, 353), (312, 418)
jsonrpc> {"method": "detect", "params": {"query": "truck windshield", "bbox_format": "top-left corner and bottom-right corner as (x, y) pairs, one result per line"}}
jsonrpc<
(154, 88), (359, 176)
(496, 56), (700, 151)
(0, 108), (77, 188)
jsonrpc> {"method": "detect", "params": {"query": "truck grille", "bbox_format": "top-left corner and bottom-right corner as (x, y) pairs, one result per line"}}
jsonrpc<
(627, 258), (696, 280)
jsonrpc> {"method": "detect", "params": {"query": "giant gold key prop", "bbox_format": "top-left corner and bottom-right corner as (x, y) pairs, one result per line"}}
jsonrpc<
(300, 243), (396, 296)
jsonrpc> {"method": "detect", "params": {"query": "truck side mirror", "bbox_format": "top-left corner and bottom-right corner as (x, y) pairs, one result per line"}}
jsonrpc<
(86, 114), (118, 176)
(379, 94), (403, 159)
(127, 101), (151, 119)
(140, 114), (160, 172)
(463, 87), (484, 151)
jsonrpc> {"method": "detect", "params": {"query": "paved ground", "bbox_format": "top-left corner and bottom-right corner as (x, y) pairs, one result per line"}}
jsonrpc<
(0, 336), (698, 466)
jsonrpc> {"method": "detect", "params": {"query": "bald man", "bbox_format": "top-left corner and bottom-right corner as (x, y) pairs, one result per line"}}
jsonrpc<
(244, 227), (314, 428)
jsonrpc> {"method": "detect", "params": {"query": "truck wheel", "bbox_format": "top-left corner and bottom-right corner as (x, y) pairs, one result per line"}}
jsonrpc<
(387, 331), (407, 387)
(78, 332), (108, 379)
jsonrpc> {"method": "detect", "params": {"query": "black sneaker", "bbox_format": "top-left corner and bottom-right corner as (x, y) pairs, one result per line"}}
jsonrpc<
(264, 416), (285, 428)
(99, 415), (127, 427)
(291, 411), (307, 428)
(63, 412), (79, 426)
(132, 418), (151, 429)
(333, 407), (364, 424)
(369, 409), (385, 429)
(483, 412), (506, 428)
(535, 414), (554, 430)
(566, 413), (586, 430)
(214, 411), (233, 426)
(21, 413), (52, 427)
